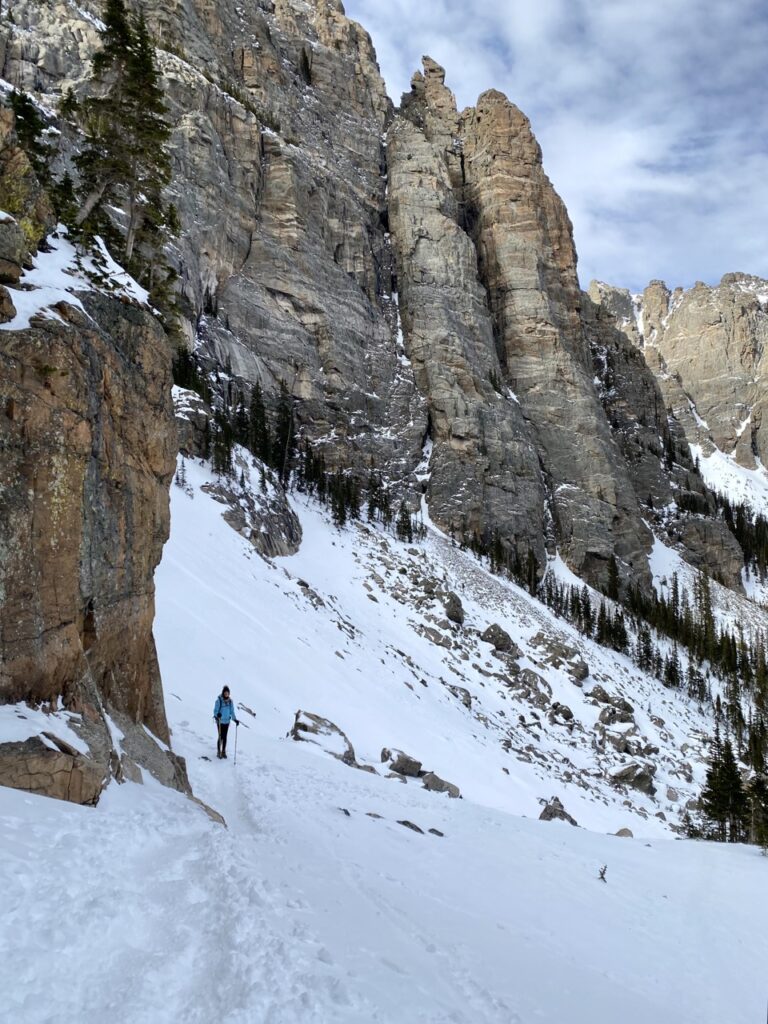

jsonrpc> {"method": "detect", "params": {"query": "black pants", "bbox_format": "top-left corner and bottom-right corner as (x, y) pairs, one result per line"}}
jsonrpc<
(217, 722), (230, 755)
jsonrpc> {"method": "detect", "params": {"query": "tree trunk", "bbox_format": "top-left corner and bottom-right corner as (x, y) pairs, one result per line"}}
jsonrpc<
(75, 181), (108, 225)
(124, 191), (138, 263)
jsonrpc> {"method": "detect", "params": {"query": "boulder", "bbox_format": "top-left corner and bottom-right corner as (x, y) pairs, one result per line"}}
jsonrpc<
(481, 623), (518, 654)
(291, 711), (356, 766)
(599, 705), (634, 726)
(422, 771), (460, 798)
(447, 684), (472, 710)
(587, 685), (612, 703)
(444, 592), (465, 625)
(0, 736), (105, 805)
(397, 819), (425, 834)
(381, 747), (422, 777)
(550, 702), (574, 722)
(539, 796), (578, 826)
(0, 284), (16, 323)
(614, 827), (634, 838)
(569, 657), (590, 684)
(611, 762), (657, 797)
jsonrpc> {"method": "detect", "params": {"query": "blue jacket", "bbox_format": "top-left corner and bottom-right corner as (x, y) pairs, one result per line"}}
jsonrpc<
(214, 695), (238, 725)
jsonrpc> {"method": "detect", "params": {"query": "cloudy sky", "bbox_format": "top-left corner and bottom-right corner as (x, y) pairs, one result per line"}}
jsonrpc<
(344, 0), (768, 293)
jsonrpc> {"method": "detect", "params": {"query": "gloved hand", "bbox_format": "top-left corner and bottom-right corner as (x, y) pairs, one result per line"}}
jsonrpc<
(235, 720), (240, 726)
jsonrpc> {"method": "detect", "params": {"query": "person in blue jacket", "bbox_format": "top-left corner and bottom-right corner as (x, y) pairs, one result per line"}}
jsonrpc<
(214, 686), (239, 759)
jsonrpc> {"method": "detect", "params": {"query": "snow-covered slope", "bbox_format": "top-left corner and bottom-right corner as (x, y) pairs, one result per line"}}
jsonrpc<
(4, 455), (768, 1023)
(157, 457), (716, 835)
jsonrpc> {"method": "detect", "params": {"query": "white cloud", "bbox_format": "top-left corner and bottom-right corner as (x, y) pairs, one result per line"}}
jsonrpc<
(344, 0), (768, 291)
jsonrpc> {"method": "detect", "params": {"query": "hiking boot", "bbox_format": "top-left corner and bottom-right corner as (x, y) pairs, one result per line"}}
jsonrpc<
(222, 751), (228, 759)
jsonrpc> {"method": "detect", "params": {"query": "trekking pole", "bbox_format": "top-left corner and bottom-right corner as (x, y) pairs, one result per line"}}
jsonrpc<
(234, 722), (239, 766)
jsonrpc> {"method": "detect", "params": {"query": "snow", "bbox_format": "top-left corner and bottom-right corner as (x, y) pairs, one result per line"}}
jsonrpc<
(89, 235), (150, 305)
(0, 702), (89, 754)
(69, 1), (106, 31)
(3, 460), (768, 1022)
(690, 442), (768, 516)
(0, 230), (149, 332)
(2, 718), (767, 1023)
(0, 231), (88, 332)
(688, 398), (709, 431)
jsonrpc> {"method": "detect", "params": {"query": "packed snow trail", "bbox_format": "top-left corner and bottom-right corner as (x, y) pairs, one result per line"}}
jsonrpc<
(2, 458), (768, 1023)
(2, 737), (768, 1023)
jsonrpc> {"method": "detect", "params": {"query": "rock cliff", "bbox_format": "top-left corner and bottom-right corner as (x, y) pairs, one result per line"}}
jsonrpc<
(0, 104), (187, 801)
(2, 4), (674, 589)
(590, 275), (768, 472)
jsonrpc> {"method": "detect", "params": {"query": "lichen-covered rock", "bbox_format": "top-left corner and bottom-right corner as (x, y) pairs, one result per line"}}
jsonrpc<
(0, 214), (28, 285)
(0, 108), (55, 257)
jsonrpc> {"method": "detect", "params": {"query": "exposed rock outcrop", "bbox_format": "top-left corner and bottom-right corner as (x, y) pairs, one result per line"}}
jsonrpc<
(422, 771), (460, 798)
(591, 274), (768, 471)
(381, 747), (422, 777)
(0, 107), (187, 803)
(0, 735), (105, 805)
(539, 796), (578, 826)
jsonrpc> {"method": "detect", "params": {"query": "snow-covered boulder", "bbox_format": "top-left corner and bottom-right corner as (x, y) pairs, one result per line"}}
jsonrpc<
(290, 711), (356, 766)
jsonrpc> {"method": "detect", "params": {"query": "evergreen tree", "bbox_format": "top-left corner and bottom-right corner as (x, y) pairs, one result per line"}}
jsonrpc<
(76, 1), (172, 281)
(747, 775), (768, 849)
(9, 89), (49, 175)
(396, 500), (413, 543)
(701, 732), (748, 843)
(607, 554), (620, 601)
(272, 380), (295, 485)
(248, 382), (271, 464)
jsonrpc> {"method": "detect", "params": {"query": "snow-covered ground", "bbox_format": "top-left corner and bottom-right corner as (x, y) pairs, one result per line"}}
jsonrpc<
(0, 227), (148, 333)
(3, 456), (768, 1023)
(690, 441), (768, 517)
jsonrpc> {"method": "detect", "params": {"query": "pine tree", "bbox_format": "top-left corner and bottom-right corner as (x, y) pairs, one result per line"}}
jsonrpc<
(75, 1), (172, 280)
(747, 775), (768, 848)
(396, 500), (413, 543)
(248, 383), (271, 464)
(272, 381), (295, 485)
(9, 90), (49, 175)
(607, 554), (620, 601)
(701, 731), (748, 843)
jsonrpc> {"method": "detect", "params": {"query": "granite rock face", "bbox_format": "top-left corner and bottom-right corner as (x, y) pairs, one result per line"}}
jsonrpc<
(591, 275), (768, 471)
(1, 293), (177, 739)
(389, 61), (655, 586)
(0, 108), (186, 800)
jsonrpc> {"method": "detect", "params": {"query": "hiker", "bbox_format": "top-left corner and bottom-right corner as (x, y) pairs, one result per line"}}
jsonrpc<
(213, 686), (239, 759)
